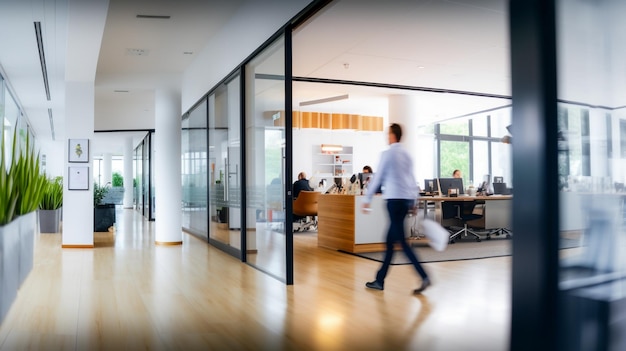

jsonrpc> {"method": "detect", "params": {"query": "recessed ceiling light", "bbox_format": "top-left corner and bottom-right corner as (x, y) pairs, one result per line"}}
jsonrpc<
(183, 51), (193, 55)
(126, 48), (149, 56)
(418, 66), (425, 69)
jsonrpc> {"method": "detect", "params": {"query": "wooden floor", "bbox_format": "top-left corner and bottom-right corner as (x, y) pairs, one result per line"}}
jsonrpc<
(0, 208), (511, 351)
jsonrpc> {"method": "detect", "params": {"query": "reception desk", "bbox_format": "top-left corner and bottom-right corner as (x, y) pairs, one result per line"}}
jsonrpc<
(317, 194), (410, 253)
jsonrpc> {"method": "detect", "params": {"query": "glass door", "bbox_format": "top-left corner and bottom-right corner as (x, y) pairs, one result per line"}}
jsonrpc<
(208, 74), (242, 257)
(245, 35), (288, 281)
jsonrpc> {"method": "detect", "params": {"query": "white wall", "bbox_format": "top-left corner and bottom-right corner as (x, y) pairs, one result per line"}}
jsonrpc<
(38, 139), (64, 177)
(292, 128), (386, 184)
(181, 0), (313, 112)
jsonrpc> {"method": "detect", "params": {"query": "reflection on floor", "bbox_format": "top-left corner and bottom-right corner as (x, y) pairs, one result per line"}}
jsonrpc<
(0, 207), (512, 350)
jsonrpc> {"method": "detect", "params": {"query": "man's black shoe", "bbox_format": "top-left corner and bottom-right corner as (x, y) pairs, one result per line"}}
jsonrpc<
(365, 280), (384, 290)
(413, 278), (431, 294)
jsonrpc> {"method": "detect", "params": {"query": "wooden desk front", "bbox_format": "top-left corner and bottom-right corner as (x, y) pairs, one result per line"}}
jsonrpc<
(317, 194), (412, 253)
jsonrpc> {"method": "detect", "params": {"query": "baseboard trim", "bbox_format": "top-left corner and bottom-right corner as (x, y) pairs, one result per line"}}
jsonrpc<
(155, 241), (183, 246)
(61, 244), (94, 249)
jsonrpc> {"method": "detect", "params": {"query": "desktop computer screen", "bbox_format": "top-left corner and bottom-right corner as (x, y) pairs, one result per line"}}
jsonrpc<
(493, 182), (508, 195)
(423, 179), (435, 193)
(437, 178), (464, 196)
(358, 172), (374, 189)
(478, 174), (492, 194)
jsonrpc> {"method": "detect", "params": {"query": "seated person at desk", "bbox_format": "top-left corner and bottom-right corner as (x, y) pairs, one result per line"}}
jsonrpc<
(452, 169), (462, 179)
(360, 165), (382, 193)
(293, 171), (313, 199)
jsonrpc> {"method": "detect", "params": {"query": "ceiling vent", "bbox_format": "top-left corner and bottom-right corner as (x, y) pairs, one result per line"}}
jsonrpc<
(136, 14), (171, 19)
(48, 108), (55, 140)
(34, 22), (50, 101)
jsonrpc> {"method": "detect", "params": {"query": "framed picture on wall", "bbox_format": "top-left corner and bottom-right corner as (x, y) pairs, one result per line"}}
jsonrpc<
(68, 166), (89, 190)
(68, 138), (89, 163)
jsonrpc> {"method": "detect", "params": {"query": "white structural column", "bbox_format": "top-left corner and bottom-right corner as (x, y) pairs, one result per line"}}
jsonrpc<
(62, 0), (109, 248)
(123, 137), (134, 208)
(155, 89), (182, 244)
(388, 95), (420, 176)
(103, 153), (112, 186)
(63, 82), (95, 247)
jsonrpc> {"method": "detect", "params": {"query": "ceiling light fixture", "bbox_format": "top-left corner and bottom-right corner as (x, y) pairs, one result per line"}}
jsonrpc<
(321, 144), (342, 152)
(183, 51), (194, 55)
(299, 94), (349, 107)
(114, 90), (129, 93)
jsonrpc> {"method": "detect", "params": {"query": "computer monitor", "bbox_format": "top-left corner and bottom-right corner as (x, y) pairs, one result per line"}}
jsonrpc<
(493, 182), (508, 195)
(478, 174), (492, 194)
(423, 179), (435, 193)
(358, 172), (374, 189)
(437, 177), (464, 196)
(334, 177), (343, 188)
(493, 176), (504, 183)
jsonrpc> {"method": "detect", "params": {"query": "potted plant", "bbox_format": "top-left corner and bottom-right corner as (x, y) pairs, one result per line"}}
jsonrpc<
(1, 129), (45, 321)
(94, 182), (115, 232)
(12, 131), (46, 287)
(38, 176), (63, 233)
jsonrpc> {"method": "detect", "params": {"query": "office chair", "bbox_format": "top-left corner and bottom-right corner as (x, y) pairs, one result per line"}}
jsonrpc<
(448, 201), (485, 243)
(292, 191), (320, 232)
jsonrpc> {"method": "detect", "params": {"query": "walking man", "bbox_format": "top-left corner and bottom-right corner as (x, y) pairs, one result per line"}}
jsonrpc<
(362, 123), (430, 294)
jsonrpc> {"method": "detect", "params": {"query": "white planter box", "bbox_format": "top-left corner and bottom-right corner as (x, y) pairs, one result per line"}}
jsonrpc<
(0, 219), (20, 323)
(18, 212), (36, 287)
(39, 208), (62, 233)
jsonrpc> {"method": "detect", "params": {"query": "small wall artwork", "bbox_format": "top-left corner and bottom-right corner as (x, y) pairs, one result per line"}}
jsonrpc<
(68, 138), (89, 163)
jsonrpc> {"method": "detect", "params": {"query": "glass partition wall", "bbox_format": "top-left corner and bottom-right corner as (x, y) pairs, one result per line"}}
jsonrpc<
(556, 0), (626, 339)
(244, 36), (288, 281)
(181, 99), (208, 239)
(134, 132), (153, 220)
(207, 74), (242, 254)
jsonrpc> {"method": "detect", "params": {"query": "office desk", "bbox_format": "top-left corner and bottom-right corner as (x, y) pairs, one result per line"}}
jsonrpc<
(420, 195), (512, 231)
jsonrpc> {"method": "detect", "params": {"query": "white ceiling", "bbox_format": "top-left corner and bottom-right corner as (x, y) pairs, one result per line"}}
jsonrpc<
(7, 0), (617, 159)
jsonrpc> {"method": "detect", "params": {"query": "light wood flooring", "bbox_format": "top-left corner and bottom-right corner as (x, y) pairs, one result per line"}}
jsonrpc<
(0, 208), (511, 350)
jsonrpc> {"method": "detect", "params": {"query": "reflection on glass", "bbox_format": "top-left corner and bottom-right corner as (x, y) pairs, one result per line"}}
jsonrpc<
(557, 1), (626, 349)
(207, 76), (242, 255)
(182, 100), (208, 238)
(245, 36), (287, 281)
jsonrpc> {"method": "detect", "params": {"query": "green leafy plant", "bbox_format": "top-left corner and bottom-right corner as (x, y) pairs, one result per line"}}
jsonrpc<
(94, 182), (110, 206)
(40, 176), (63, 210)
(0, 129), (18, 225)
(12, 129), (47, 216)
(112, 172), (123, 187)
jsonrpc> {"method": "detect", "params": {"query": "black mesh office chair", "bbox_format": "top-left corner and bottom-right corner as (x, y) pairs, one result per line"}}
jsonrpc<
(448, 201), (484, 243)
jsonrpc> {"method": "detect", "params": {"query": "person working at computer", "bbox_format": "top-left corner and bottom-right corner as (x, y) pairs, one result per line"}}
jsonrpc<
(363, 165), (373, 173)
(361, 123), (431, 295)
(453, 169), (462, 178)
(293, 171), (313, 199)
